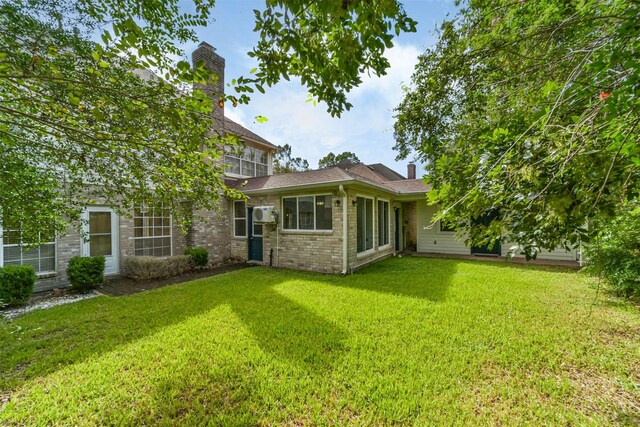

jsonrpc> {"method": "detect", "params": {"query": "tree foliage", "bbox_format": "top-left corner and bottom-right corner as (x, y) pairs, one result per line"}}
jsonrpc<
(0, 0), (415, 243)
(318, 151), (361, 169)
(273, 144), (309, 173)
(394, 0), (639, 258)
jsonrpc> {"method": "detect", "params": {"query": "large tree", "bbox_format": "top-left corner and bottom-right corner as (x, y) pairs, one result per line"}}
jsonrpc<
(318, 151), (361, 169)
(1, 0), (416, 242)
(394, 0), (639, 258)
(273, 144), (309, 173)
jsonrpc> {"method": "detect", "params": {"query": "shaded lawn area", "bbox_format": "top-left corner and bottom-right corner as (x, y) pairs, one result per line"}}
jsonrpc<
(1, 257), (639, 425)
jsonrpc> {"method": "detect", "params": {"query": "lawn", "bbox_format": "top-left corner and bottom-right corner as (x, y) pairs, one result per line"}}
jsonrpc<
(1, 257), (639, 425)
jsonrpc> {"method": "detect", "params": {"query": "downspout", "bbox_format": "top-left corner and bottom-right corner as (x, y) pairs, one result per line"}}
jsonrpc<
(339, 185), (348, 275)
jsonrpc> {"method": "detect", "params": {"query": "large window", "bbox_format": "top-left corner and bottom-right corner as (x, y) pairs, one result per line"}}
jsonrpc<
(377, 200), (390, 247)
(224, 146), (268, 177)
(234, 201), (246, 237)
(356, 196), (374, 253)
(134, 207), (171, 256)
(1, 223), (55, 273)
(282, 195), (332, 231)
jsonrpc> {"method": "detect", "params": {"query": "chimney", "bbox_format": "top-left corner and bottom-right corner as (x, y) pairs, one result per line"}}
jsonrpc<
(407, 163), (416, 180)
(192, 42), (225, 129)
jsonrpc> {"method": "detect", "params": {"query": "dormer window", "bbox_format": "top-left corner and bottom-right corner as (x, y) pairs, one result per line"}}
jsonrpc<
(225, 146), (268, 177)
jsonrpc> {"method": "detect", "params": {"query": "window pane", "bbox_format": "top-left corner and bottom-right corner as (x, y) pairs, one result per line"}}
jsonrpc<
(255, 164), (268, 177)
(40, 256), (56, 272)
(357, 197), (365, 252)
(90, 235), (112, 256)
(241, 160), (255, 177)
(225, 156), (241, 174)
(283, 198), (297, 229)
(256, 149), (267, 164)
(235, 219), (246, 237)
(242, 147), (255, 161)
(89, 212), (111, 234)
(234, 201), (246, 219)
(299, 197), (314, 230)
(315, 196), (332, 230)
(365, 199), (373, 250)
(378, 201), (389, 246)
(253, 223), (263, 236)
(3, 246), (21, 262)
(3, 230), (20, 245)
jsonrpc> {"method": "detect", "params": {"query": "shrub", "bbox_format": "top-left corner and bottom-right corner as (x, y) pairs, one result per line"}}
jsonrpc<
(184, 247), (209, 268)
(67, 256), (105, 291)
(585, 206), (640, 299)
(123, 255), (194, 282)
(0, 265), (36, 307)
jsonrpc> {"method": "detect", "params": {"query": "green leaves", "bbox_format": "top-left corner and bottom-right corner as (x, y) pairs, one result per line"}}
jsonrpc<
(394, 0), (640, 253)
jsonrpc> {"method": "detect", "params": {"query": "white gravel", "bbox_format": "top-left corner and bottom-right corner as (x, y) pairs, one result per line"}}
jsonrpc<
(1, 291), (100, 320)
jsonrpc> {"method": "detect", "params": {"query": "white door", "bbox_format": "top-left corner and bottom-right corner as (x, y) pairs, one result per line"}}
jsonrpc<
(82, 207), (119, 275)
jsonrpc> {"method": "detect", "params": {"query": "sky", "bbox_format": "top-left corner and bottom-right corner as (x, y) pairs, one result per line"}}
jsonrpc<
(179, 0), (458, 177)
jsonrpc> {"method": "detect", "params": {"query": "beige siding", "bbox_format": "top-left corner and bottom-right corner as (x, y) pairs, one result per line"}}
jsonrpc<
(416, 202), (579, 261)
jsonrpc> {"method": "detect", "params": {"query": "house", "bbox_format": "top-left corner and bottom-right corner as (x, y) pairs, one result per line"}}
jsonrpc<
(0, 43), (579, 292)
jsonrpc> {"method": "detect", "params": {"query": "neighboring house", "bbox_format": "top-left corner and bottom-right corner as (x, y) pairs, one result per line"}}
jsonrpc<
(0, 42), (579, 292)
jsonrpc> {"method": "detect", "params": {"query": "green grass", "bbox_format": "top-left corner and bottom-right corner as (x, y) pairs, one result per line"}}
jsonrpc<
(1, 257), (639, 425)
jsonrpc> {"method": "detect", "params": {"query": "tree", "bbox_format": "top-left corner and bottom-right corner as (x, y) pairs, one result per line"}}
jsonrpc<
(1, 0), (416, 243)
(394, 0), (639, 258)
(318, 151), (361, 169)
(273, 144), (309, 174)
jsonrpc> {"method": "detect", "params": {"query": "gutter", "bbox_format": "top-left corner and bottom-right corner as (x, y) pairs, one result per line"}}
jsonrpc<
(338, 184), (349, 275)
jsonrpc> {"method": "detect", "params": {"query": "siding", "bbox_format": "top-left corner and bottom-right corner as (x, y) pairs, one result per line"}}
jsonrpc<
(416, 202), (578, 261)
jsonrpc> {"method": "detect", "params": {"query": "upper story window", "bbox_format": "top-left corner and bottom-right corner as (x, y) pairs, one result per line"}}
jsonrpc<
(282, 195), (332, 231)
(224, 146), (268, 177)
(1, 222), (56, 273)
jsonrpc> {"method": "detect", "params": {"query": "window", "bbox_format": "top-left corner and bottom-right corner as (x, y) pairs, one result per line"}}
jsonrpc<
(1, 223), (56, 273)
(377, 200), (390, 247)
(134, 207), (171, 256)
(356, 196), (373, 253)
(282, 195), (332, 231)
(234, 201), (246, 237)
(440, 220), (456, 232)
(224, 146), (269, 177)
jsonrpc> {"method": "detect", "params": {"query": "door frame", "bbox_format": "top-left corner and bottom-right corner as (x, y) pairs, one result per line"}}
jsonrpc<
(81, 206), (120, 274)
(247, 207), (263, 262)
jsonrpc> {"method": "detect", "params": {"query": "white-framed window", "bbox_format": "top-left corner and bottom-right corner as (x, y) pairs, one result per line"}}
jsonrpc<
(282, 195), (332, 231)
(224, 146), (269, 177)
(0, 222), (56, 273)
(356, 196), (374, 253)
(233, 200), (247, 237)
(377, 199), (390, 247)
(133, 207), (171, 256)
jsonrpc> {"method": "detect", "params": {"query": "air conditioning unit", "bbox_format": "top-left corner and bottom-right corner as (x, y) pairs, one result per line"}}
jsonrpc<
(253, 206), (277, 223)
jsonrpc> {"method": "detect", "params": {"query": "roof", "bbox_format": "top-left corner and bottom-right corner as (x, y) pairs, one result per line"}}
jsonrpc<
(228, 165), (430, 196)
(223, 117), (277, 151)
(368, 163), (406, 181)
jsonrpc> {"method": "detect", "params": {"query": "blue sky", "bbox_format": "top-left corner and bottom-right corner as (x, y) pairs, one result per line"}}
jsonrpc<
(180, 0), (458, 177)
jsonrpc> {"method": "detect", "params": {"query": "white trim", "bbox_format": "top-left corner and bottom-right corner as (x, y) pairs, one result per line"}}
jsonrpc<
(82, 206), (120, 275)
(0, 223), (57, 274)
(131, 206), (172, 257)
(281, 194), (333, 231)
(355, 195), (375, 254)
(233, 200), (247, 237)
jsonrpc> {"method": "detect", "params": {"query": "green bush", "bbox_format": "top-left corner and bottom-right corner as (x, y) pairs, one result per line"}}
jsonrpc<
(184, 247), (208, 268)
(123, 255), (194, 282)
(67, 256), (105, 291)
(585, 206), (640, 299)
(0, 265), (36, 307)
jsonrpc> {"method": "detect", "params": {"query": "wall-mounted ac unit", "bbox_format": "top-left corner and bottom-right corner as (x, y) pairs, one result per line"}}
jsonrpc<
(253, 206), (277, 223)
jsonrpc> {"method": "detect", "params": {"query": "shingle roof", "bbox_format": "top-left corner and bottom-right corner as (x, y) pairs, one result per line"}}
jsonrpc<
(228, 165), (430, 196)
(368, 163), (406, 181)
(223, 117), (277, 150)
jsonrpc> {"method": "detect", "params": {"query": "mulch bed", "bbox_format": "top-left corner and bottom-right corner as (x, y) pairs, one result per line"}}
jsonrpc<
(98, 263), (255, 296)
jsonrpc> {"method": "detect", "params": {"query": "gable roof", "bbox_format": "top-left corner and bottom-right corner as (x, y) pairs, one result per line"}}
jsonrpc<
(368, 163), (406, 181)
(228, 164), (429, 196)
(223, 117), (277, 151)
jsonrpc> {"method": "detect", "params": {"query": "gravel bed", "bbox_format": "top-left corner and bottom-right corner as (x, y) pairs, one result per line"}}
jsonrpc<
(1, 291), (100, 320)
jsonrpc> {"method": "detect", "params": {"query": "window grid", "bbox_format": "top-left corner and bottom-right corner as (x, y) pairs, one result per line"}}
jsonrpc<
(377, 200), (390, 247)
(133, 207), (172, 257)
(356, 196), (374, 253)
(224, 146), (269, 177)
(1, 228), (56, 273)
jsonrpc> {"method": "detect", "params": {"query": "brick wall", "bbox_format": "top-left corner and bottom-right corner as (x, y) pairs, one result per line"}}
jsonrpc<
(190, 199), (233, 264)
